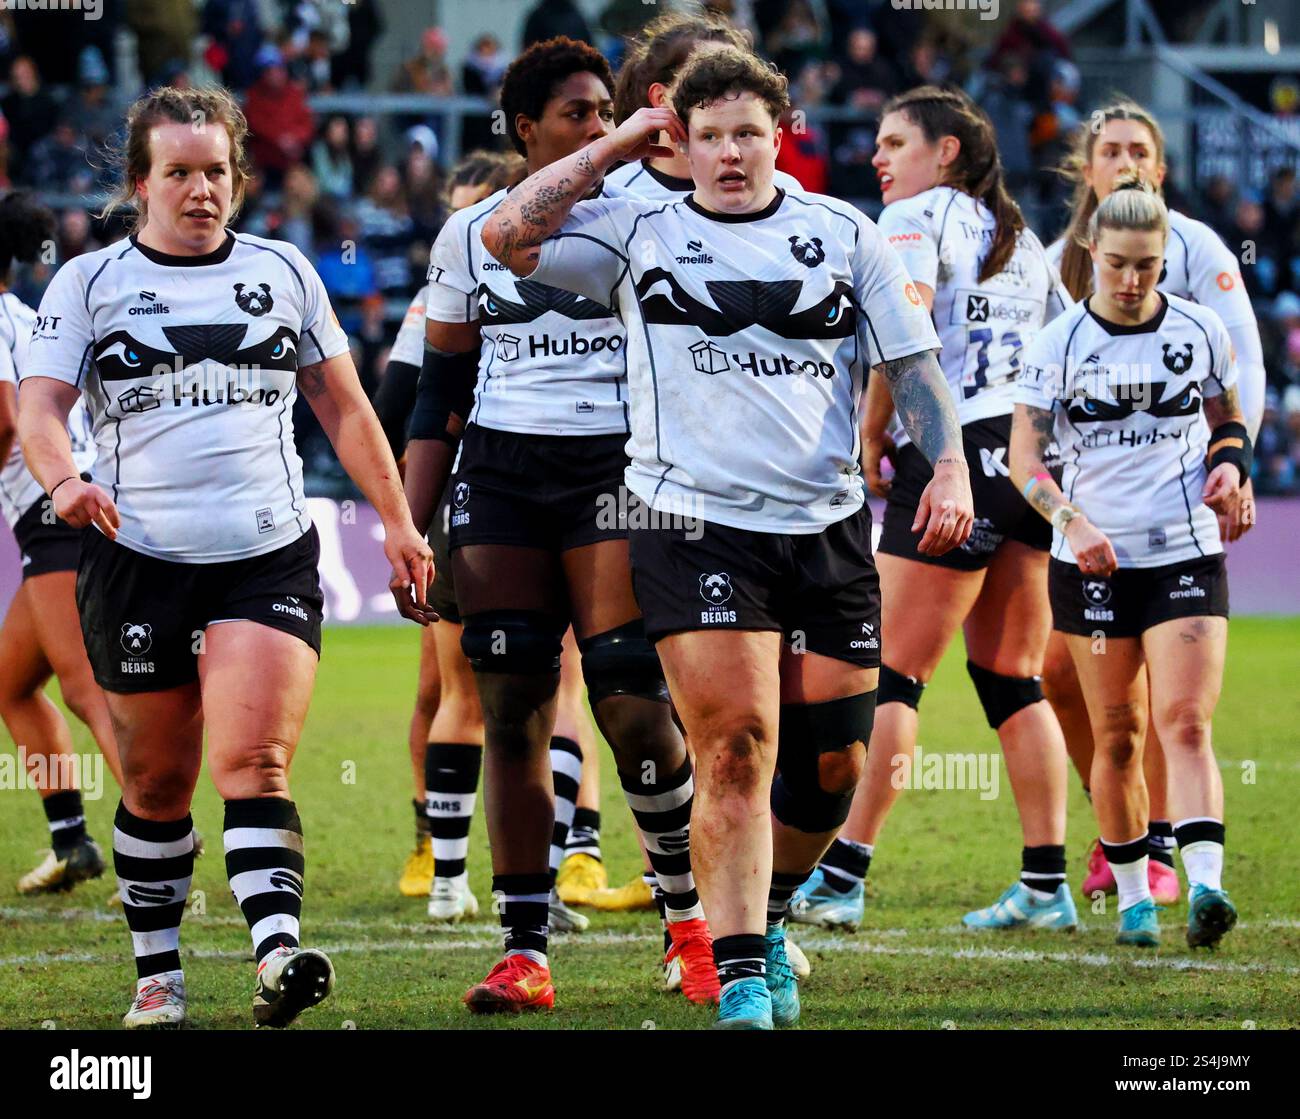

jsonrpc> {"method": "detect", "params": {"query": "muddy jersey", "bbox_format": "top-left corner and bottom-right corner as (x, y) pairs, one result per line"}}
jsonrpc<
(529, 188), (940, 533)
(425, 187), (628, 437)
(24, 231), (350, 562)
(1016, 292), (1237, 568)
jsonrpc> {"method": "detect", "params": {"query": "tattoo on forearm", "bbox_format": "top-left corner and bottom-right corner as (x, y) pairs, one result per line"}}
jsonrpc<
(489, 148), (600, 264)
(877, 350), (962, 466)
(1205, 385), (1242, 427)
(1017, 406), (1067, 522)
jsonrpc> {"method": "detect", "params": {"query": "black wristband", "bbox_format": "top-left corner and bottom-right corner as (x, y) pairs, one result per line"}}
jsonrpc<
(1207, 421), (1252, 485)
(409, 345), (479, 445)
(49, 475), (77, 498)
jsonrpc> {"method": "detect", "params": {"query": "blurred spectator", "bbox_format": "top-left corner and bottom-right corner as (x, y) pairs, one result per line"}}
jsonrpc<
(352, 293), (390, 399)
(74, 50), (120, 154)
(313, 204), (378, 330)
(986, 0), (1072, 74)
(522, 0), (593, 49)
(1231, 195), (1278, 300)
(201, 0), (265, 92)
(244, 47), (315, 190)
(332, 0), (383, 90)
(765, 0), (827, 77)
(1263, 167), (1300, 277)
(291, 29), (336, 93)
(355, 166), (418, 296)
(1200, 174), (1237, 241)
(1029, 59), (1082, 239)
(1, 57), (58, 169)
(1255, 389), (1292, 494)
(981, 55), (1036, 203)
(311, 116), (354, 200)
(351, 116), (384, 197)
(869, 0), (924, 82)
(393, 28), (453, 96)
(124, 0), (197, 89)
(598, 0), (658, 71)
(26, 119), (94, 194)
(57, 207), (100, 263)
(461, 33), (509, 153)
(830, 28), (897, 115)
(403, 143), (445, 244)
(776, 65), (830, 196)
(276, 164), (320, 256)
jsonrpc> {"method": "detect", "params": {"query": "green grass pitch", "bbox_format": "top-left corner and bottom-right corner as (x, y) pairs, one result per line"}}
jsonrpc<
(2, 619), (1297, 1029)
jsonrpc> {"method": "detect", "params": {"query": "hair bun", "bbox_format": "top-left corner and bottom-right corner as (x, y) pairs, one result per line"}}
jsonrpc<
(1111, 169), (1152, 193)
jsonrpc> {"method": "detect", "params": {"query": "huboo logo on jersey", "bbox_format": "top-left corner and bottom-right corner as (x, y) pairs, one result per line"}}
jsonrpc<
(698, 573), (737, 624)
(119, 622), (154, 674)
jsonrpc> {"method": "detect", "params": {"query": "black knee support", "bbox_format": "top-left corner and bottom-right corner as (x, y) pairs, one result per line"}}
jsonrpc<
(771, 690), (877, 833)
(878, 664), (925, 709)
(578, 620), (669, 705)
(966, 660), (1044, 729)
(460, 610), (564, 674)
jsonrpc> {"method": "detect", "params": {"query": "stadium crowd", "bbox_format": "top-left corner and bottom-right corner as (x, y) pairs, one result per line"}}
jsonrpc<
(0, 1), (1296, 492)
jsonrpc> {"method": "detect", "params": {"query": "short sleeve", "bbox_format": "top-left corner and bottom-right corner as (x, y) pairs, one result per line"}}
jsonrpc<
(852, 213), (940, 365)
(293, 247), (350, 366)
(24, 259), (95, 387)
(877, 200), (939, 290)
(530, 197), (631, 308)
(1015, 328), (1065, 411)
(426, 210), (479, 324)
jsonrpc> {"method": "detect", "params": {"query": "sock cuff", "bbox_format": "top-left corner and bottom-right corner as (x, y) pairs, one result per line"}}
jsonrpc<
(1147, 819), (1175, 837)
(223, 797), (301, 833)
(548, 736), (582, 760)
(1174, 818), (1225, 846)
(43, 789), (84, 818)
(713, 932), (766, 959)
(114, 801), (194, 842)
(1100, 835), (1148, 864)
(571, 807), (600, 831)
(493, 872), (552, 896)
(771, 869), (807, 889)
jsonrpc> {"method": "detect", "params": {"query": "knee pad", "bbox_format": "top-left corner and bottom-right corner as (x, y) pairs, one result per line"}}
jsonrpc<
(878, 664), (925, 710)
(578, 619), (669, 705)
(966, 660), (1044, 729)
(771, 691), (877, 833)
(460, 610), (563, 674)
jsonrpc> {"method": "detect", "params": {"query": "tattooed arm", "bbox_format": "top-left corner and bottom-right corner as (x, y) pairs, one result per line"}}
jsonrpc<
(874, 348), (972, 554)
(482, 107), (685, 276)
(1010, 402), (1117, 575)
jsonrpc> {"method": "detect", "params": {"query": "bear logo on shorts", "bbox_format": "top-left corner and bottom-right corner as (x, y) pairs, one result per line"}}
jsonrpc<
(234, 283), (274, 317)
(120, 623), (153, 656)
(453, 482), (470, 509)
(788, 235), (826, 268)
(1161, 342), (1194, 374)
(699, 572), (733, 605)
(1081, 580), (1112, 606)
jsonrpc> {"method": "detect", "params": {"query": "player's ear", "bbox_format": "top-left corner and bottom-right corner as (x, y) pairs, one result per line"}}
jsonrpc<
(937, 134), (961, 169)
(515, 113), (535, 149)
(647, 82), (668, 110)
(773, 120), (782, 157)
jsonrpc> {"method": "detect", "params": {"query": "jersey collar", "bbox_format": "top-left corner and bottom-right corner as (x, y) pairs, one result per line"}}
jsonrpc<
(642, 161), (695, 193)
(130, 230), (237, 267)
(1085, 291), (1168, 335)
(685, 187), (785, 224)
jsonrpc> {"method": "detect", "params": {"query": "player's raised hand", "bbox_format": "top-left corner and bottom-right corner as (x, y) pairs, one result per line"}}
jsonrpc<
(385, 520), (438, 625)
(913, 461), (973, 555)
(1065, 515), (1118, 578)
(606, 106), (687, 164)
(53, 479), (119, 540)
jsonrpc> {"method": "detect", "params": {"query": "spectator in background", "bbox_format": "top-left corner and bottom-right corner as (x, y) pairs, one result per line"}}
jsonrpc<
(1200, 174), (1238, 242)
(73, 49), (120, 155)
(291, 29), (336, 93)
(26, 119), (93, 194)
(1029, 59), (1082, 240)
(276, 164), (320, 256)
(244, 46), (315, 190)
(312, 204), (377, 332)
(1254, 388), (1292, 494)
(1231, 193), (1278, 300)
(332, 0), (383, 90)
(56, 207), (99, 263)
(403, 142), (445, 247)
(986, 0), (1072, 94)
(355, 165), (418, 297)
(831, 27), (897, 115)
(1264, 166), (1300, 281)
(980, 54), (1036, 213)
(522, 1), (593, 49)
(312, 116), (355, 200)
(124, 0), (197, 88)
(869, 0), (924, 82)
(461, 33), (509, 152)
(201, 0), (265, 92)
(394, 27), (454, 97)
(776, 64), (831, 196)
(765, 0), (826, 78)
(1, 57), (58, 170)
(351, 116), (383, 197)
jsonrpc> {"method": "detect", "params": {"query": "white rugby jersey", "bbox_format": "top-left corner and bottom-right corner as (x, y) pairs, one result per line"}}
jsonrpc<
(0, 292), (95, 529)
(1016, 292), (1237, 568)
(529, 188), (941, 532)
(390, 285), (428, 368)
(605, 159), (803, 202)
(426, 187), (628, 437)
(24, 231), (350, 562)
(880, 187), (1069, 444)
(1047, 209), (1264, 434)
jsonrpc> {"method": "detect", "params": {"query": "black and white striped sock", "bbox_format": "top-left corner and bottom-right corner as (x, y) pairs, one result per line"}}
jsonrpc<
(113, 802), (194, 980)
(713, 933), (766, 993)
(565, 808), (602, 860)
(619, 758), (703, 922)
(1147, 820), (1176, 869)
(819, 836), (872, 893)
(223, 798), (305, 966)
(549, 737), (582, 883)
(43, 789), (87, 856)
(494, 872), (551, 963)
(425, 742), (481, 881)
(767, 870), (806, 928)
